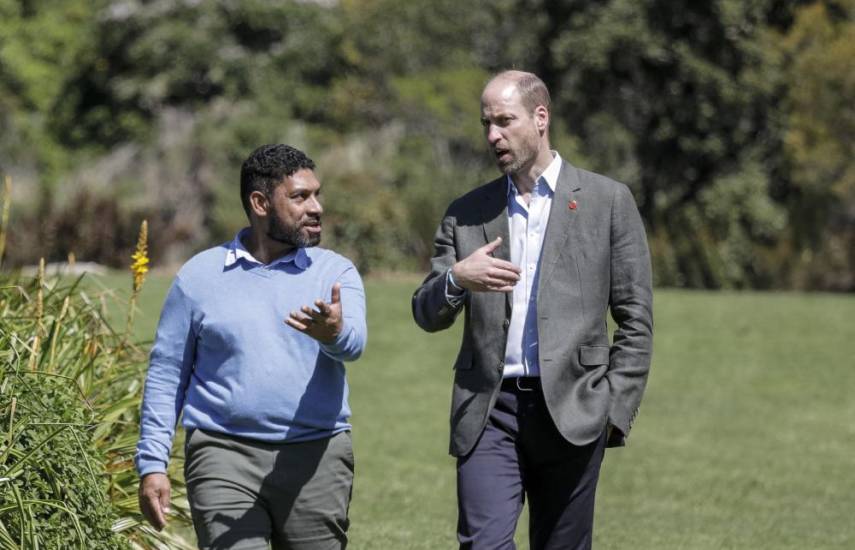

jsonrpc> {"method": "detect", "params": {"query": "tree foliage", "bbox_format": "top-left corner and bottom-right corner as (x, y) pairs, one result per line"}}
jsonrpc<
(778, 0), (855, 289)
(0, 0), (852, 289)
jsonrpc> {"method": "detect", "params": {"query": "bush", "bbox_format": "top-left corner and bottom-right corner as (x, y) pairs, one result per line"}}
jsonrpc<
(0, 267), (193, 548)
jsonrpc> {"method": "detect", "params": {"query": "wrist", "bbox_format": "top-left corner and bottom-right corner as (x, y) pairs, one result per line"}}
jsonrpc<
(447, 267), (465, 292)
(319, 322), (346, 346)
(319, 329), (342, 345)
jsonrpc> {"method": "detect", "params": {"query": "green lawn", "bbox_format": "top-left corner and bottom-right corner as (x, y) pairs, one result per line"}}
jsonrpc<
(89, 271), (855, 549)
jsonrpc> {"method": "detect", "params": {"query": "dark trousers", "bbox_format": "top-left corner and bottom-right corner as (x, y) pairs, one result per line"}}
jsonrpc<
(457, 379), (607, 550)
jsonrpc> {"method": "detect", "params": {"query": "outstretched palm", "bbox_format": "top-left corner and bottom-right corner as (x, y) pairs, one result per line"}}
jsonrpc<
(285, 282), (344, 343)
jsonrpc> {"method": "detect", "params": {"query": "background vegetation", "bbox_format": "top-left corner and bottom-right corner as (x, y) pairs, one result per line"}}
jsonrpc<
(0, 266), (195, 547)
(1, 0), (853, 289)
(1, 1), (853, 546)
(13, 272), (850, 549)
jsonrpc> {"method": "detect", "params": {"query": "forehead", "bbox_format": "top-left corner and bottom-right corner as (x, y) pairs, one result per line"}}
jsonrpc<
(481, 79), (525, 114)
(278, 168), (319, 192)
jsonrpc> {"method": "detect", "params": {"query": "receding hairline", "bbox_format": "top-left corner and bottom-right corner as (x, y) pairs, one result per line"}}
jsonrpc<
(484, 70), (551, 114)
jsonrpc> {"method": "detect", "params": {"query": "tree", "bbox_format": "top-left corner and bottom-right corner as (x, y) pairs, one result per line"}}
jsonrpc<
(528, 0), (794, 288)
(779, 0), (855, 289)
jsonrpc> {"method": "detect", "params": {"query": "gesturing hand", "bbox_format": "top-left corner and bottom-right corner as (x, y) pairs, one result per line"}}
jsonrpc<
(286, 282), (344, 344)
(451, 237), (521, 292)
(139, 473), (171, 531)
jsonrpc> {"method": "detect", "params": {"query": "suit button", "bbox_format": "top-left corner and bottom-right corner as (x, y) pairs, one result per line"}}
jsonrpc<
(497, 361), (504, 372)
(502, 319), (510, 330)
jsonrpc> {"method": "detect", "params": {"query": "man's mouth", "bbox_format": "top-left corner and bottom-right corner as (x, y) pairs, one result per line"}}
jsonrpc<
(494, 148), (511, 163)
(302, 220), (322, 234)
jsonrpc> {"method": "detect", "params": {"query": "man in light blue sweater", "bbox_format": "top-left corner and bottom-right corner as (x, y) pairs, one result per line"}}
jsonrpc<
(136, 144), (367, 549)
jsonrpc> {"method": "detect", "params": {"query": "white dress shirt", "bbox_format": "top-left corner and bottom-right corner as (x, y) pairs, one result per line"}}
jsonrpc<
(503, 152), (562, 378)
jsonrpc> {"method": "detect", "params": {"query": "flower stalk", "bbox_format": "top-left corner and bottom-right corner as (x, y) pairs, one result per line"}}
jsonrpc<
(125, 220), (149, 338)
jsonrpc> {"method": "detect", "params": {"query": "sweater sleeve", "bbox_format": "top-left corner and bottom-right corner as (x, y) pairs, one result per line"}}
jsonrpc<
(319, 263), (367, 362)
(135, 277), (197, 476)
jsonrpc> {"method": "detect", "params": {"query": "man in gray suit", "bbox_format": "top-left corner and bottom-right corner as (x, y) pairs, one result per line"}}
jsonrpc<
(412, 70), (653, 550)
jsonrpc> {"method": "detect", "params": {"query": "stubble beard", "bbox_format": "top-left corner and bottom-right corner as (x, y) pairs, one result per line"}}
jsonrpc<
(499, 152), (530, 175)
(496, 132), (539, 176)
(267, 212), (321, 248)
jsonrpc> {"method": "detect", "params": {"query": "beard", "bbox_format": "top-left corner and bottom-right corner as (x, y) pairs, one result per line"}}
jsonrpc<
(496, 137), (539, 175)
(267, 212), (321, 248)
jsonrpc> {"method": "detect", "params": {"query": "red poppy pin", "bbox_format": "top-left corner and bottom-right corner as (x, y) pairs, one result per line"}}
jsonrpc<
(568, 200), (578, 210)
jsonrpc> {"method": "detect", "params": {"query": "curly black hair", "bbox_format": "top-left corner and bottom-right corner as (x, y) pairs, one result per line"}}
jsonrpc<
(239, 144), (316, 218)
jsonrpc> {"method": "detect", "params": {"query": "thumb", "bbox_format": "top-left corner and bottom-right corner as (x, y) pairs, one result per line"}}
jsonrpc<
(330, 282), (342, 305)
(481, 236), (502, 254)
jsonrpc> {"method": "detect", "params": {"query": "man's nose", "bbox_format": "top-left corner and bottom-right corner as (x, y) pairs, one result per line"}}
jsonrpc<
(307, 196), (323, 215)
(486, 125), (502, 145)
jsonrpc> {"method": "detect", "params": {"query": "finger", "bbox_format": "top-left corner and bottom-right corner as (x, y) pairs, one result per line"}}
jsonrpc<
(480, 236), (502, 254)
(159, 482), (171, 516)
(313, 299), (331, 316)
(302, 305), (326, 319)
(285, 315), (310, 331)
(487, 268), (521, 284)
(485, 275), (517, 288)
(470, 281), (515, 293)
(486, 285), (516, 292)
(291, 310), (315, 323)
(490, 258), (522, 274)
(485, 281), (516, 292)
(330, 282), (341, 305)
(139, 495), (154, 525)
(145, 494), (166, 530)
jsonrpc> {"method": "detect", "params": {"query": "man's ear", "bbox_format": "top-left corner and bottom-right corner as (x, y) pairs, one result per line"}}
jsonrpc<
(249, 190), (269, 217)
(534, 105), (549, 134)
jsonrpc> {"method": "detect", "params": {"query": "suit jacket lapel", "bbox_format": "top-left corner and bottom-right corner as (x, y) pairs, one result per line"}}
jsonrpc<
(481, 177), (511, 261)
(538, 161), (582, 287)
(481, 177), (512, 314)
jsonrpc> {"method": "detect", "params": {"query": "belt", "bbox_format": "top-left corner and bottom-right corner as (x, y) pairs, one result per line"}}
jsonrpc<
(501, 376), (541, 392)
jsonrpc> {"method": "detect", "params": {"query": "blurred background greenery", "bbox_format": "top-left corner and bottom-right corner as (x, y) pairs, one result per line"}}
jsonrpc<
(1, 0), (852, 290)
(2, 2), (854, 546)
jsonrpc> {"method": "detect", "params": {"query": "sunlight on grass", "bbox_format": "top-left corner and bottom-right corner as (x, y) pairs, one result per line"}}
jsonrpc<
(86, 271), (855, 549)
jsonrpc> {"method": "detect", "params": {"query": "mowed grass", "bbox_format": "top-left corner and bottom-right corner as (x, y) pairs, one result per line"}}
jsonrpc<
(88, 271), (855, 549)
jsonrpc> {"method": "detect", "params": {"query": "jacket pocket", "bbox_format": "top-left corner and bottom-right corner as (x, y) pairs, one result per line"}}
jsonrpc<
(453, 349), (473, 370)
(579, 345), (610, 367)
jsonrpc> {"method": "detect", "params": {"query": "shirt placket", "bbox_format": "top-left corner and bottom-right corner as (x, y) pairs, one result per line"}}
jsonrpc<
(523, 184), (543, 375)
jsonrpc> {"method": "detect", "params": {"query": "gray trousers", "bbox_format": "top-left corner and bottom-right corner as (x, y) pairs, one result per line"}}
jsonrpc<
(185, 429), (354, 550)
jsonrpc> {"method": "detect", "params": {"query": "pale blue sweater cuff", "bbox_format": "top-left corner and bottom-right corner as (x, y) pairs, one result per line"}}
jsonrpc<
(319, 320), (365, 362)
(136, 458), (168, 477)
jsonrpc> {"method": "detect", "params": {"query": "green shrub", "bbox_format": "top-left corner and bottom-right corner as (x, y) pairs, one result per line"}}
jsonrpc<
(0, 270), (193, 548)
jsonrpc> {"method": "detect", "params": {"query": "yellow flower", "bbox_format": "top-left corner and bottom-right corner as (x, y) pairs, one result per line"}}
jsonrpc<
(130, 220), (149, 293)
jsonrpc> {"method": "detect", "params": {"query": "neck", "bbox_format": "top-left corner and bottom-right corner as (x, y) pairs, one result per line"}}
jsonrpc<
(511, 147), (554, 194)
(243, 226), (295, 265)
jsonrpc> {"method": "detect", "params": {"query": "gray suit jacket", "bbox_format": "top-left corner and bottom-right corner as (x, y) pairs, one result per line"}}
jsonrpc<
(412, 160), (653, 457)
